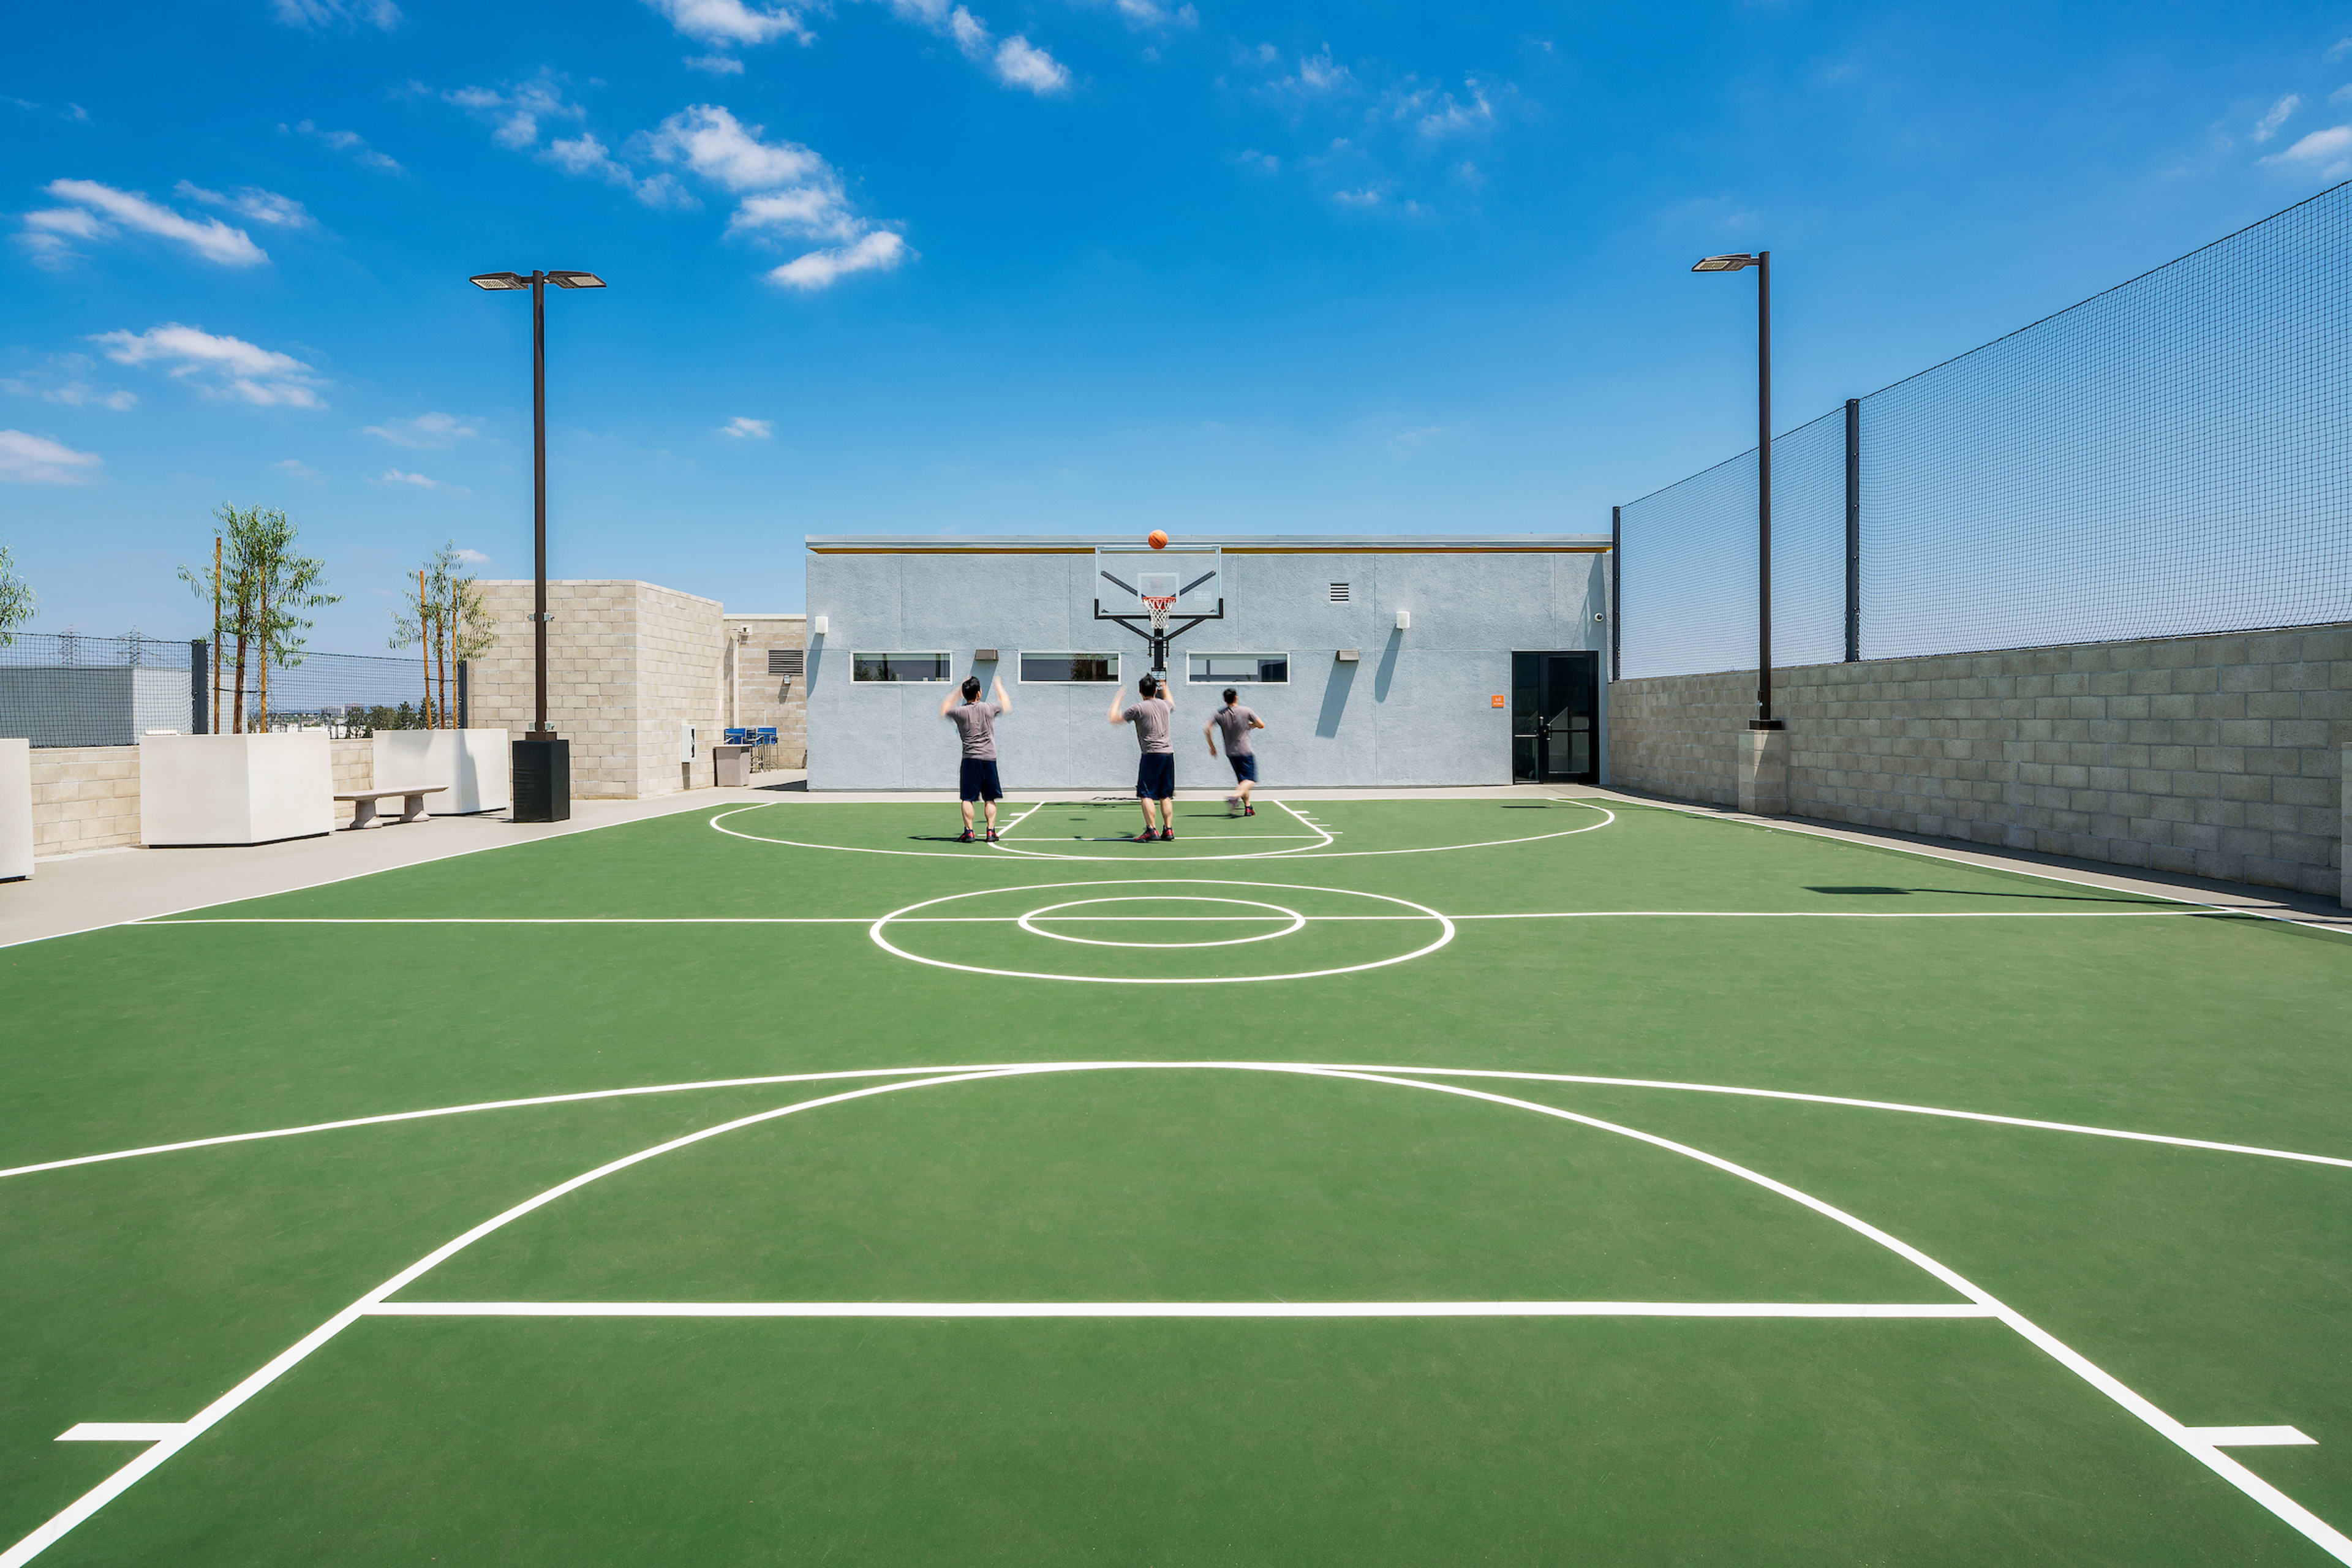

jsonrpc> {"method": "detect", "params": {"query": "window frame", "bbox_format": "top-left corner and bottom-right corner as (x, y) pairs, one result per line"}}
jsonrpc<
(1016, 650), (1124, 685)
(1186, 651), (1291, 686)
(850, 651), (953, 685)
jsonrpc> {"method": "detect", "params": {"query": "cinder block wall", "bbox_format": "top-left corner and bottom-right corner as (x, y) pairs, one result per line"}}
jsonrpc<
(470, 581), (729, 799)
(1608, 624), (2351, 897)
(29, 746), (142, 855)
(723, 614), (809, 768)
(27, 736), (375, 856)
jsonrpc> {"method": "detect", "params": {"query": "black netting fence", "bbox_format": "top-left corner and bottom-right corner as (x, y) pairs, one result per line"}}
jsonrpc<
(0, 631), (462, 746)
(1618, 181), (2352, 679)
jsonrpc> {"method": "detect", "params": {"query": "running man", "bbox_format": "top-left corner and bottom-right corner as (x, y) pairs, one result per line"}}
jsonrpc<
(1107, 673), (1177, 842)
(1205, 687), (1266, 815)
(941, 673), (1011, 843)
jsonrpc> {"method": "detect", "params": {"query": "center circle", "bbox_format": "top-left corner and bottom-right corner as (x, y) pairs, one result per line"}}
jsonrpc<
(1017, 896), (1308, 950)
(869, 877), (1458, 986)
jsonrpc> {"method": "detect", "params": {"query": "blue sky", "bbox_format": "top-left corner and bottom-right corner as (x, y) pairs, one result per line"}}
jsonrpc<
(4, 0), (2349, 648)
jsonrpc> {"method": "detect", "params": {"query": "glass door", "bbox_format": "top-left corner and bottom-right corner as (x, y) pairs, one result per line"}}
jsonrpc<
(1510, 652), (1599, 783)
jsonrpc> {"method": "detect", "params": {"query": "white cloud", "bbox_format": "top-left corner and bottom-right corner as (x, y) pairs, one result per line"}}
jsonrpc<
(1332, 187), (1382, 206)
(454, 547), (491, 564)
(273, 0), (400, 28)
(363, 412), (478, 449)
(0, 358), (137, 410)
(445, 78), (584, 150)
(644, 0), (811, 45)
(175, 181), (315, 228)
(728, 186), (859, 241)
(1237, 149), (1280, 174)
(375, 468), (470, 495)
(720, 415), (773, 439)
(1284, 49), (1350, 93)
(1078, 0), (1196, 29)
(2261, 123), (2352, 176)
(2253, 94), (2301, 143)
(2335, 84), (2352, 105)
(0, 429), (102, 485)
(1417, 78), (1494, 137)
(768, 230), (911, 290)
(545, 132), (699, 208)
(686, 53), (747, 73)
(273, 458), (324, 480)
(94, 323), (326, 409)
(288, 120), (403, 174)
(28, 179), (268, 266)
(993, 36), (1069, 92)
(644, 103), (830, 190)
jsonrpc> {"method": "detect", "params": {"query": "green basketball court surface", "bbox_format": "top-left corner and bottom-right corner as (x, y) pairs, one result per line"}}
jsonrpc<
(3, 793), (2350, 1564)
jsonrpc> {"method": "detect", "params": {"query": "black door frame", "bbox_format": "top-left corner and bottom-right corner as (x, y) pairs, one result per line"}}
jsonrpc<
(1510, 650), (1599, 785)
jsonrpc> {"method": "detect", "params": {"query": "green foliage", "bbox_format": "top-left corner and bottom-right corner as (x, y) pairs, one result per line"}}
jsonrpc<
(181, 504), (340, 730)
(0, 542), (32, 646)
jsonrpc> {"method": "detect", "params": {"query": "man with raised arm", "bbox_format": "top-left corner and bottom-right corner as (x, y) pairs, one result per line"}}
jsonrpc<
(1107, 673), (1177, 843)
(1205, 687), (1267, 816)
(941, 673), (1011, 843)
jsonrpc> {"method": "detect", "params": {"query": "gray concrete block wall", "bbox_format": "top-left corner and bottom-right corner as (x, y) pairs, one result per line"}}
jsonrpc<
(25, 736), (374, 856)
(725, 614), (809, 768)
(1608, 623), (2352, 898)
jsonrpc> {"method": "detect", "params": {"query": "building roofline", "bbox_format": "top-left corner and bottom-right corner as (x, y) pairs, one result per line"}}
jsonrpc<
(805, 533), (1609, 554)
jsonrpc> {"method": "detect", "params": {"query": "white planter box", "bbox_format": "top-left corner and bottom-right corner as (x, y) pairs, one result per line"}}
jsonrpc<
(0, 738), (29, 881)
(372, 728), (511, 815)
(140, 733), (334, 847)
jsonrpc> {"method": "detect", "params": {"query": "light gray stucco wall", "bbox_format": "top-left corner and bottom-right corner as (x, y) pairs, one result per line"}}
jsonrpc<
(805, 549), (1609, 790)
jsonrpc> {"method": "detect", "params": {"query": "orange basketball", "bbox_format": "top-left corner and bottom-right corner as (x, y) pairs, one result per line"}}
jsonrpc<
(1147, 530), (1169, 550)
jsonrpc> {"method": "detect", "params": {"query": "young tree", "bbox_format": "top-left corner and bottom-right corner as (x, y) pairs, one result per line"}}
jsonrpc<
(183, 506), (337, 733)
(0, 542), (33, 646)
(390, 545), (456, 726)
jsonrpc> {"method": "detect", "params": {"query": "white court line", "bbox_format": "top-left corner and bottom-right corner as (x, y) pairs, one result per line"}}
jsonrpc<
(138, 908), (2204, 927)
(7, 1061), (2343, 1567)
(12, 1058), (2352, 1186)
(55, 1425), (187, 1444)
(367, 1300), (2001, 1320)
(2185, 1426), (2318, 1447)
(867, 879), (1456, 985)
(709, 798), (1614, 862)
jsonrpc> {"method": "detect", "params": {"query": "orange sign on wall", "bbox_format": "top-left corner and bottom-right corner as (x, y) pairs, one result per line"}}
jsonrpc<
(1490, 695), (1506, 708)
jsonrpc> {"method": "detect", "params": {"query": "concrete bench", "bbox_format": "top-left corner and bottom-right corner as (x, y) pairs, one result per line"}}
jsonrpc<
(336, 786), (447, 829)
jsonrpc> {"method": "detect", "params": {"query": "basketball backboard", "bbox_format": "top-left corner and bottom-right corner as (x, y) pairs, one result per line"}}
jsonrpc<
(1095, 545), (1220, 616)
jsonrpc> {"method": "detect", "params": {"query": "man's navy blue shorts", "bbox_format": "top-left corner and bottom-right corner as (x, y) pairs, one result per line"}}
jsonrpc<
(1135, 753), (1175, 799)
(1227, 753), (1258, 783)
(959, 758), (1003, 802)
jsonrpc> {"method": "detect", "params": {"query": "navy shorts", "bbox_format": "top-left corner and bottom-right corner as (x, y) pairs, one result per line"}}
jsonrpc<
(959, 758), (1002, 802)
(1227, 753), (1258, 783)
(1135, 753), (1175, 799)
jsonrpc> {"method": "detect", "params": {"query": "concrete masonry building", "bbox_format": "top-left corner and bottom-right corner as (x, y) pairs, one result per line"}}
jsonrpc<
(803, 534), (1614, 791)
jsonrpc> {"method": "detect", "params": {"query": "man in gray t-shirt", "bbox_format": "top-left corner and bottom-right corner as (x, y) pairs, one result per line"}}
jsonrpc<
(1106, 674), (1178, 842)
(1204, 687), (1267, 816)
(940, 673), (1011, 843)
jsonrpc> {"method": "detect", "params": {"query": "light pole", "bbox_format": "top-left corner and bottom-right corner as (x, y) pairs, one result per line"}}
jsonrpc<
(468, 268), (605, 820)
(1691, 250), (1781, 731)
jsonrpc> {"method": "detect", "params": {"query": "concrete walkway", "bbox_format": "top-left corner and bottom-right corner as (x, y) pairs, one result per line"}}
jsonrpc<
(0, 783), (805, 951)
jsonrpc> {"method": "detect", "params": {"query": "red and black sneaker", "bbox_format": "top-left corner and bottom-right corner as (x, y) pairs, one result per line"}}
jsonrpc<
(1159, 827), (1175, 842)
(1243, 805), (1255, 816)
(958, 829), (975, 843)
(986, 829), (1000, 842)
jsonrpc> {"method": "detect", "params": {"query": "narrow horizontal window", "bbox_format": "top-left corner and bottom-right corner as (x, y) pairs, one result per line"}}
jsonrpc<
(851, 652), (950, 683)
(767, 648), (805, 678)
(1188, 653), (1289, 685)
(1019, 652), (1121, 684)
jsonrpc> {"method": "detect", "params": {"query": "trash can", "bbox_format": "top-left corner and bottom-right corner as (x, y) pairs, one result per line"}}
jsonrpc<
(713, 744), (752, 788)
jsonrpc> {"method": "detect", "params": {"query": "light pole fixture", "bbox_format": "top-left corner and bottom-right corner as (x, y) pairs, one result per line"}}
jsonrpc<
(1691, 250), (1781, 729)
(469, 268), (607, 820)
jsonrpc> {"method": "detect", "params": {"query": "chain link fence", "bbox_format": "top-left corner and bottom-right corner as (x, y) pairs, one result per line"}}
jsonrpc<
(1619, 181), (2352, 679)
(0, 631), (462, 746)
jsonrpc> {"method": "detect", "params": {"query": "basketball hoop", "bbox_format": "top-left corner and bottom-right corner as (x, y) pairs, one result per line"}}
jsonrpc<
(1142, 594), (1177, 635)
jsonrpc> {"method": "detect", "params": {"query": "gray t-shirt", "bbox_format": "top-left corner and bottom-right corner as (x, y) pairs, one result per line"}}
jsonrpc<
(1213, 704), (1259, 756)
(1121, 696), (1175, 754)
(948, 700), (1003, 760)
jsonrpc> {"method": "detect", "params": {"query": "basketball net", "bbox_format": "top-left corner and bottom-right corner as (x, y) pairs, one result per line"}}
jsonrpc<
(1143, 594), (1177, 635)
